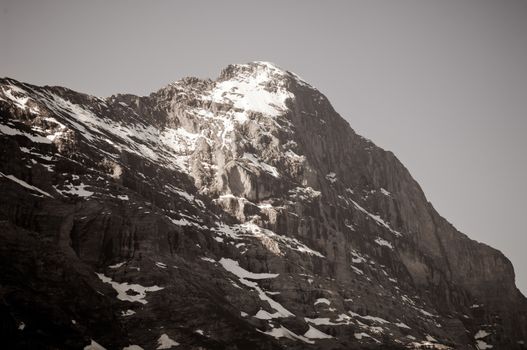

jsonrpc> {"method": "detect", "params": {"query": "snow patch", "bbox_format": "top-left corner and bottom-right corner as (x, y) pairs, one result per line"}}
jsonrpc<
(215, 221), (324, 258)
(374, 237), (393, 249)
(351, 265), (365, 275)
(304, 325), (333, 339)
(157, 334), (179, 349)
(475, 330), (491, 339)
(258, 325), (314, 344)
(476, 340), (493, 349)
(314, 298), (331, 306)
(96, 273), (163, 304)
(0, 123), (51, 143)
(354, 332), (379, 342)
(84, 340), (106, 350)
(55, 182), (93, 197)
(326, 172), (337, 183)
(349, 311), (390, 324)
(109, 262), (126, 269)
(380, 188), (391, 196)
(219, 258), (293, 319)
(0, 172), (53, 198)
(395, 322), (410, 329)
(350, 199), (402, 237)
(1, 86), (40, 114)
(219, 258), (278, 279)
(121, 309), (136, 317)
(155, 262), (167, 269)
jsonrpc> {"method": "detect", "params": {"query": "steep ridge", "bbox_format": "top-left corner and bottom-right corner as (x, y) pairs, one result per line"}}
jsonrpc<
(0, 61), (525, 349)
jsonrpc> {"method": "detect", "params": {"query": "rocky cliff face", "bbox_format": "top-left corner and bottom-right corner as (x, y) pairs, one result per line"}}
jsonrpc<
(0, 61), (525, 350)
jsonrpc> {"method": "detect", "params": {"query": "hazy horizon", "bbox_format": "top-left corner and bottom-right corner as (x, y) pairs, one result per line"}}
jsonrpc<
(2, 0), (526, 295)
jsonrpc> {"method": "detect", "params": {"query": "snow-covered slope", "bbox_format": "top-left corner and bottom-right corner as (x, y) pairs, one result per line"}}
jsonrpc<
(0, 62), (526, 350)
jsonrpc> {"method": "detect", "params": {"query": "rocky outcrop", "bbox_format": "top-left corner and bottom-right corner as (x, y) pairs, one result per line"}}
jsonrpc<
(0, 61), (525, 349)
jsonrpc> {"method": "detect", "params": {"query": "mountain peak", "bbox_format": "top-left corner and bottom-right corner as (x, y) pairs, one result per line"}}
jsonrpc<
(212, 62), (294, 118)
(219, 61), (286, 79)
(162, 62), (314, 120)
(219, 61), (310, 88)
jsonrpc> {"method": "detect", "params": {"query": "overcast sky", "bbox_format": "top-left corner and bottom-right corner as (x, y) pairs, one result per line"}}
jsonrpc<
(2, 0), (526, 294)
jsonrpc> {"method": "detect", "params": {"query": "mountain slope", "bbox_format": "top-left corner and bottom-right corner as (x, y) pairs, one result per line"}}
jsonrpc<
(0, 61), (525, 349)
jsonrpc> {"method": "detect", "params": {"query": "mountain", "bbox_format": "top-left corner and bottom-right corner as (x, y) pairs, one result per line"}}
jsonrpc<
(0, 61), (525, 350)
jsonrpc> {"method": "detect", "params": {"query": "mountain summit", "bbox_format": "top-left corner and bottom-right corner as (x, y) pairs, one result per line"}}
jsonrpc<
(0, 62), (526, 349)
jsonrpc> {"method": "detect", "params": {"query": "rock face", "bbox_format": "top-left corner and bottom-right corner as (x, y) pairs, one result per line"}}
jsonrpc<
(0, 61), (526, 350)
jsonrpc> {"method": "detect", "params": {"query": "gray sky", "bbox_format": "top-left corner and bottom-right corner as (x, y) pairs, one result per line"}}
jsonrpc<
(2, 0), (526, 295)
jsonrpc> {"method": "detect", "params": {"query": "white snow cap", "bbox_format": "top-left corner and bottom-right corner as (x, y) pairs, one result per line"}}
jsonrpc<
(212, 61), (293, 117)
